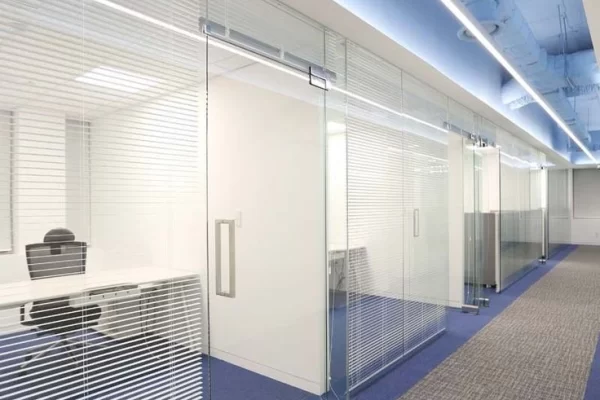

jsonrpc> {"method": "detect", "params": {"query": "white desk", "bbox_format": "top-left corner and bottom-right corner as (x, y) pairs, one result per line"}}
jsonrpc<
(0, 267), (202, 343)
(0, 267), (199, 309)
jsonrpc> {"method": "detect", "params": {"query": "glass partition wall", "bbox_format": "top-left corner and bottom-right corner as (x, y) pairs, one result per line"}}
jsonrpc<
(548, 169), (570, 257)
(0, 1), (206, 399)
(497, 134), (545, 292)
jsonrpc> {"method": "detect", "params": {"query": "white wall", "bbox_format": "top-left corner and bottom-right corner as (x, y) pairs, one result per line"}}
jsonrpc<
(569, 169), (600, 245)
(89, 88), (204, 275)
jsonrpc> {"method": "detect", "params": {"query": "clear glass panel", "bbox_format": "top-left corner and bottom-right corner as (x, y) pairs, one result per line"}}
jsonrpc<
(325, 33), (349, 400)
(205, 2), (328, 398)
(463, 137), (479, 306)
(332, 41), (450, 399)
(548, 169), (570, 257)
(497, 131), (543, 292)
(529, 165), (544, 264)
(401, 72), (449, 354)
(473, 122), (500, 290)
(0, 0), (206, 398)
(344, 41), (406, 393)
(447, 100), (482, 309)
(472, 142), (487, 299)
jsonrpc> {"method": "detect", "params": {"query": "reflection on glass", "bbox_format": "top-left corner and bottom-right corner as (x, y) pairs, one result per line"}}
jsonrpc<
(548, 169), (570, 257)
(498, 140), (544, 292)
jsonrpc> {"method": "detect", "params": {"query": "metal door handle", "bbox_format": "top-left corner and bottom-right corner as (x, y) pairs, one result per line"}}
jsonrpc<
(215, 219), (236, 298)
(413, 209), (420, 237)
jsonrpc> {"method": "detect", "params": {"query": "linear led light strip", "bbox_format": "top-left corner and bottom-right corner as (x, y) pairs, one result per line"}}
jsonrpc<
(90, 0), (448, 134)
(439, 0), (597, 164)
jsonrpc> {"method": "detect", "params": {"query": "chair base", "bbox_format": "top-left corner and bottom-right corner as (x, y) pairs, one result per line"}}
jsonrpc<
(20, 333), (104, 374)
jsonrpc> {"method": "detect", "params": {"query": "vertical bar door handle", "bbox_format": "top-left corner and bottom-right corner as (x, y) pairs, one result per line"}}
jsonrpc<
(413, 209), (420, 237)
(215, 219), (236, 298)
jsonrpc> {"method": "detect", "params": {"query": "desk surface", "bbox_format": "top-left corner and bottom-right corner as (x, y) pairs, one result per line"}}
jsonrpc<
(0, 268), (200, 308)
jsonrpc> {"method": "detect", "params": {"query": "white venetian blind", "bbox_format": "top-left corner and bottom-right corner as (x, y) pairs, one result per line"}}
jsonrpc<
(0, 0), (205, 399)
(345, 41), (449, 391)
(0, 110), (11, 252)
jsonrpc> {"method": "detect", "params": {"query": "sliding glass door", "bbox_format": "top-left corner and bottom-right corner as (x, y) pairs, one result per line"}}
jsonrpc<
(204, 1), (331, 398)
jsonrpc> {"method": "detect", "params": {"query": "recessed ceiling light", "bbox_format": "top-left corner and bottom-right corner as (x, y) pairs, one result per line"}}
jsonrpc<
(75, 66), (160, 93)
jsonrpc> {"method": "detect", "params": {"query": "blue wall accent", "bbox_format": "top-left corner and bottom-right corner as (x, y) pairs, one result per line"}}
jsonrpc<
(334, 0), (565, 158)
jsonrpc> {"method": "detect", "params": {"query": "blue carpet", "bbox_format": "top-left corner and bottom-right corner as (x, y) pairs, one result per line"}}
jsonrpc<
(584, 333), (600, 400)
(351, 244), (577, 400)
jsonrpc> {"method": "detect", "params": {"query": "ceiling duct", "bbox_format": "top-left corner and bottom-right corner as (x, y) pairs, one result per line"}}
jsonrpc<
(459, 0), (593, 143)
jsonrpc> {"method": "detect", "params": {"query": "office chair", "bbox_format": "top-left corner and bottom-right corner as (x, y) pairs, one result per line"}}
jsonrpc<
(20, 228), (101, 372)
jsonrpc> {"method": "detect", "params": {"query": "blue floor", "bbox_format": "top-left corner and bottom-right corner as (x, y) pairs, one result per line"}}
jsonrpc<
(584, 333), (600, 400)
(1, 245), (577, 400)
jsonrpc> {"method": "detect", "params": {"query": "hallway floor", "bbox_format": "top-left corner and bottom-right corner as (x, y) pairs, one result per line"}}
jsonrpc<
(399, 245), (600, 400)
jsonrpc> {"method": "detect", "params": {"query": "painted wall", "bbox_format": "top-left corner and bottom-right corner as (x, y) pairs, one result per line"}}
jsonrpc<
(333, 0), (559, 154)
(568, 169), (600, 245)
(89, 89), (204, 276)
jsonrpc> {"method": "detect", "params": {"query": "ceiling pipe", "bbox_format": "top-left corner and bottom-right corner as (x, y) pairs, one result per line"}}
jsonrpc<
(459, 0), (592, 143)
(502, 49), (600, 110)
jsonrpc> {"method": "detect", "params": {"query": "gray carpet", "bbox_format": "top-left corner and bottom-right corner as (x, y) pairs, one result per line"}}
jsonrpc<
(400, 245), (600, 400)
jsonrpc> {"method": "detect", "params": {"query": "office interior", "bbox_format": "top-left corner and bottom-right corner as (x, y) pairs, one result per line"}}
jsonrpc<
(0, 0), (596, 399)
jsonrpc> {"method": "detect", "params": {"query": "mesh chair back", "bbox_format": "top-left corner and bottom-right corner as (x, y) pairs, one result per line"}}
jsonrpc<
(25, 242), (87, 280)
